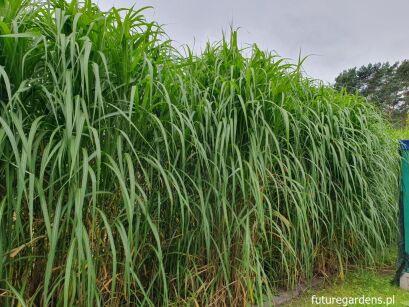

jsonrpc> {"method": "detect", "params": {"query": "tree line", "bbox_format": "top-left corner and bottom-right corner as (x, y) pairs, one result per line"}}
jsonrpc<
(334, 60), (409, 126)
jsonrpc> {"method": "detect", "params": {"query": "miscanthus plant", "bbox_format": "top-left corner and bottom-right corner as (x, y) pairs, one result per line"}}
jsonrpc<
(0, 0), (399, 306)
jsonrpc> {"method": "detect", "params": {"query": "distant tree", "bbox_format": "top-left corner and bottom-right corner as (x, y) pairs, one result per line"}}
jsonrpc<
(334, 61), (409, 125)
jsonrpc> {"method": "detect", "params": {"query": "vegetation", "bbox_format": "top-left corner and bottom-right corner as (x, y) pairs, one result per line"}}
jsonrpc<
(335, 60), (409, 126)
(0, 0), (400, 305)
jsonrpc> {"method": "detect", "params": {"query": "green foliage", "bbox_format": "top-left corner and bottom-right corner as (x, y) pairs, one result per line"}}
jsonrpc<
(334, 61), (409, 126)
(0, 0), (399, 305)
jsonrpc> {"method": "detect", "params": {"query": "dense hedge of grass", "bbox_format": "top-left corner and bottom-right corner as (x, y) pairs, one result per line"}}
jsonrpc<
(0, 1), (399, 306)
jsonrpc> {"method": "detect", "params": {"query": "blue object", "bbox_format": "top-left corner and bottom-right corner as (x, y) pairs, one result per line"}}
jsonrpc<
(394, 139), (409, 285)
(401, 140), (409, 267)
(400, 140), (409, 151)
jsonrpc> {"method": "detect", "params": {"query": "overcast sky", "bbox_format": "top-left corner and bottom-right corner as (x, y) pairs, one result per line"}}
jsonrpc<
(97, 0), (409, 83)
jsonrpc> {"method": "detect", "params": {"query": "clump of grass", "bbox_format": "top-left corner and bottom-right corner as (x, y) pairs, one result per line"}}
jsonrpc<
(0, 0), (399, 306)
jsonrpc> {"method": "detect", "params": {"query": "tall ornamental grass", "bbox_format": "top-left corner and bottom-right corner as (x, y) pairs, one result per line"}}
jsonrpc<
(0, 1), (399, 306)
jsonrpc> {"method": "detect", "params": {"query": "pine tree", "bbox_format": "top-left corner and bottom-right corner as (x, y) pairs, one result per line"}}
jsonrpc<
(335, 61), (409, 126)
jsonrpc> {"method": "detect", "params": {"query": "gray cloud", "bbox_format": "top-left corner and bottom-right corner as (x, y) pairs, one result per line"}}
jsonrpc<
(97, 0), (409, 83)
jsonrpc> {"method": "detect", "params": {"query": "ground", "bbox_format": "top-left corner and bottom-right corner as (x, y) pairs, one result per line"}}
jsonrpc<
(288, 249), (409, 306)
